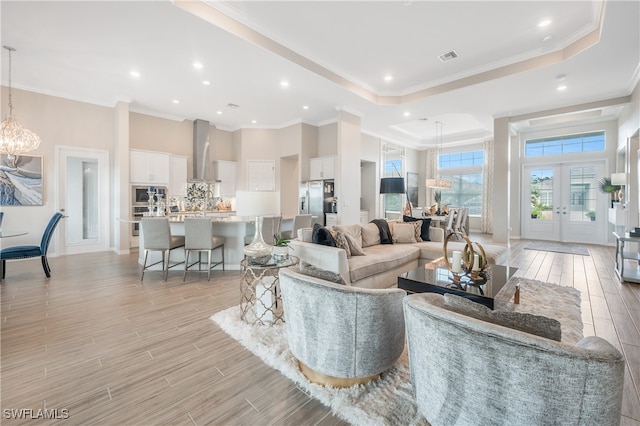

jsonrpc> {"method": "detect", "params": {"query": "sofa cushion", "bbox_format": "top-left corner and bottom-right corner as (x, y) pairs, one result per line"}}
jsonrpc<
(349, 244), (420, 282)
(312, 223), (337, 247)
(345, 233), (365, 256)
(403, 215), (431, 241)
(333, 224), (363, 247)
(361, 223), (381, 247)
(443, 293), (562, 341)
(299, 261), (345, 284)
(392, 222), (418, 243)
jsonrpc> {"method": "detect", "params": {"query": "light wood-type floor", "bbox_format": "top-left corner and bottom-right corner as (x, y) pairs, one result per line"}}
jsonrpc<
(1, 237), (639, 425)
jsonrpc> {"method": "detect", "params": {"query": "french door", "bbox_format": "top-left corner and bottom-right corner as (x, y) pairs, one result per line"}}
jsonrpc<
(56, 146), (110, 254)
(522, 161), (606, 244)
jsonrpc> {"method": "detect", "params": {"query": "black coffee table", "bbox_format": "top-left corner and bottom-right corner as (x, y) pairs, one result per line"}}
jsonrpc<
(398, 259), (517, 309)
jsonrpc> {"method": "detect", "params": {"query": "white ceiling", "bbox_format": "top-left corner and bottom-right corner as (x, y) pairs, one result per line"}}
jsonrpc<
(1, 0), (638, 149)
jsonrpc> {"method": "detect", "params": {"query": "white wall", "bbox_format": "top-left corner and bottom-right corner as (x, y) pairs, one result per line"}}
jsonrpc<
(317, 122), (337, 156)
(0, 87), (114, 255)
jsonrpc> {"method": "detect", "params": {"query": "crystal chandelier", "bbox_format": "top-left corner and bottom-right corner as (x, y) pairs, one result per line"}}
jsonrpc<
(425, 121), (451, 189)
(1, 46), (41, 157)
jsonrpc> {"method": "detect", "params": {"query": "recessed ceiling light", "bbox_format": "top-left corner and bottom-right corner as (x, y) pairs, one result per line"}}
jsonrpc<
(556, 74), (567, 81)
(302, 105), (309, 110)
(172, 99), (180, 104)
(251, 120), (257, 124)
(538, 19), (551, 28)
(193, 62), (203, 69)
(403, 112), (411, 117)
(203, 80), (211, 85)
(280, 80), (290, 88)
(557, 85), (567, 91)
(542, 35), (553, 42)
(384, 75), (393, 82)
(129, 70), (141, 77)
(216, 111), (222, 115)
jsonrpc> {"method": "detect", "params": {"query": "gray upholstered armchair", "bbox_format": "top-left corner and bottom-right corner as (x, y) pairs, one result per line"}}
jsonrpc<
(279, 267), (406, 388)
(404, 293), (625, 426)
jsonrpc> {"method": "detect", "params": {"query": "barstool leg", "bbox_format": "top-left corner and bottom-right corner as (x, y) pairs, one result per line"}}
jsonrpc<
(183, 249), (190, 281)
(141, 250), (149, 281)
(163, 250), (168, 281)
(207, 249), (212, 281)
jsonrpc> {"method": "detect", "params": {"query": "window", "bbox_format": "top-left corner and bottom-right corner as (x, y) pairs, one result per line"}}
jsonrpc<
(525, 131), (605, 157)
(439, 151), (483, 168)
(383, 143), (404, 218)
(439, 173), (483, 215)
(435, 149), (484, 216)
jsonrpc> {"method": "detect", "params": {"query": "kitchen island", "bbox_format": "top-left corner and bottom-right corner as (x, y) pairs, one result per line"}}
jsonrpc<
(124, 215), (293, 272)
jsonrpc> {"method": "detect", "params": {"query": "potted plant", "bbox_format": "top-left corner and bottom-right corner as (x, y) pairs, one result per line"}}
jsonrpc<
(586, 210), (596, 221)
(272, 234), (291, 263)
(597, 177), (620, 208)
(434, 190), (442, 215)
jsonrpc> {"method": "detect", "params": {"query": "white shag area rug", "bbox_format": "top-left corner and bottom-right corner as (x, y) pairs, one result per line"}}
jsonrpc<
(211, 278), (582, 426)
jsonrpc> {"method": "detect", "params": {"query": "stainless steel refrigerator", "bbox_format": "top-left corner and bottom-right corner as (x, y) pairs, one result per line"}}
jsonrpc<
(303, 180), (334, 226)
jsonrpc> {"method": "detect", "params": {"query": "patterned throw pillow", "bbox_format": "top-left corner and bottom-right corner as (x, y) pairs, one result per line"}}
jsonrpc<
(333, 230), (352, 258)
(403, 215), (431, 241)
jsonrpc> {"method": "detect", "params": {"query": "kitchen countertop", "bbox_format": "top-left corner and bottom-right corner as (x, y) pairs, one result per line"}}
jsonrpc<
(118, 215), (251, 224)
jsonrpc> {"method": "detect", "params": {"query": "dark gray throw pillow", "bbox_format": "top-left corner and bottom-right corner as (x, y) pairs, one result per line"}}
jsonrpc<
(403, 215), (431, 241)
(312, 223), (337, 247)
(299, 261), (345, 284)
(443, 294), (562, 341)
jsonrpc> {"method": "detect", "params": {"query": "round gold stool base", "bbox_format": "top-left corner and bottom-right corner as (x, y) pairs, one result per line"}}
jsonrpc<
(297, 359), (381, 388)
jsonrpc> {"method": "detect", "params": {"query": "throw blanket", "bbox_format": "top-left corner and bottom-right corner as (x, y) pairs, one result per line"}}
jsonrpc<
(371, 219), (393, 244)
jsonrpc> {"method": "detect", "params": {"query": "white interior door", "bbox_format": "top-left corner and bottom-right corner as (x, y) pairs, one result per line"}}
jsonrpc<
(56, 146), (110, 254)
(522, 161), (605, 244)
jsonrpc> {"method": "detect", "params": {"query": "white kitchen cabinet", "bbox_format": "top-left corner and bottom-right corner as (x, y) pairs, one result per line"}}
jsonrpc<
(130, 150), (170, 184)
(169, 155), (188, 196)
(213, 160), (237, 196)
(310, 156), (335, 180)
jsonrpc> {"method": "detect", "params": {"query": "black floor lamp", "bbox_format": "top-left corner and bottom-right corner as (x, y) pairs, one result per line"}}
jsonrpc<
(380, 177), (410, 216)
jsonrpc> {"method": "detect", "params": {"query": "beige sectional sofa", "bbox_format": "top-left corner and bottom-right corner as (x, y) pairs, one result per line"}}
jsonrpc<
(289, 222), (508, 290)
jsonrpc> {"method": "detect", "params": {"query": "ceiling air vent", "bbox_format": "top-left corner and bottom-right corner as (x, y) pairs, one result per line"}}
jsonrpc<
(226, 103), (239, 108)
(438, 50), (459, 62)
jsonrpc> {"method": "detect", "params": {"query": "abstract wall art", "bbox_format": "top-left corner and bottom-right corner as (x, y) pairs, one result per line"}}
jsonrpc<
(1, 154), (43, 206)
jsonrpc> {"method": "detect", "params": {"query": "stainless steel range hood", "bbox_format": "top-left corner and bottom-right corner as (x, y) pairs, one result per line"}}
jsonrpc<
(193, 119), (210, 181)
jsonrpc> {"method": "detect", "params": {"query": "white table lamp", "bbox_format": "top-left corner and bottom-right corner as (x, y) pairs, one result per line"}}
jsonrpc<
(236, 191), (280, 264)
(611, 173), (626, 203)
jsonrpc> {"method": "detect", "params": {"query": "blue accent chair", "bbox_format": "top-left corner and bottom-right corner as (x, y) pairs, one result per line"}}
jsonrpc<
(1, 212), (64, 279)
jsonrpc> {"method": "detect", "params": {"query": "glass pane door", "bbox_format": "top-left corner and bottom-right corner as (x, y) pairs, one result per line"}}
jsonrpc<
(523, 161), (605, 243)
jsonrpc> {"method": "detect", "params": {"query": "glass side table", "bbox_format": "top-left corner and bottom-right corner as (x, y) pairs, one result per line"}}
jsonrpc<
(240, 255), (299, 325)
(613, 231), (640, 283)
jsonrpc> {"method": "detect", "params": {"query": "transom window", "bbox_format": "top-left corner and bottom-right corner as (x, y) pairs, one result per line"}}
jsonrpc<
(525, 131), (605, 157)
(439, 151), (483, 168)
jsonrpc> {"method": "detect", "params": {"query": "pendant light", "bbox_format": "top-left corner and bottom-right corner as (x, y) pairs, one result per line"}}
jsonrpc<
(1, 46), (41, 159)
(425, 121), (451, 189)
